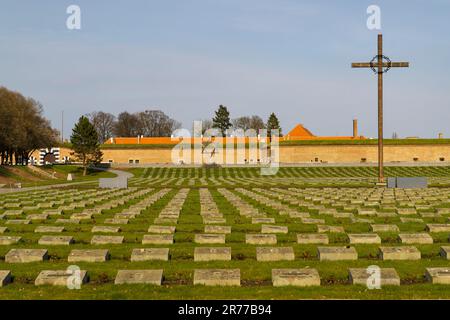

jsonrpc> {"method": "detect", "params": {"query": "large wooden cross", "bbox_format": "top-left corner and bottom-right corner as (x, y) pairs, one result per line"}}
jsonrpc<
(352, 34), (409, 184)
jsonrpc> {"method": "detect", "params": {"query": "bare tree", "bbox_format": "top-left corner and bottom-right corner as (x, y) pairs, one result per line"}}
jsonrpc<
(87, 111), (116, 143)
(137, 110), (181, 137)
(232, 115), (266, 132)
(114, 112), (140, 137)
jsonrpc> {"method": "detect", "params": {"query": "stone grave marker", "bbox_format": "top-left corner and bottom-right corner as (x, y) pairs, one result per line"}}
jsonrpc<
(91, 235), (124, 245)
(348, 268), (400, 286)
(114, 270), (163, 285)
(0, 236), (21, 245)
(35, 270), (89, 286)
(193, 269), (240, 286)
(318, 247), (358, 261)
(194, 247), (231, 261)
(0, 270), (12, 287)
(261, 225), (288, 234)
(38, 236), (74, 246)
(246, 234), (277, 245)
(142, 234), (174, 245)
(256, 247), (295, 261)
(5, 249), (48, 263)
(272, 268), (320, 287)
(147, 225), (176, 234)
(425, 268), (450, 284)
(347, 233), (381, 244)
(297, 234), (329, 244)
(398, 233), (433, 244)
(379, 246), (421, 260)
(195, 234), (225, 244)
(131, 248), (169, 261)
(68, 249), (110, 262)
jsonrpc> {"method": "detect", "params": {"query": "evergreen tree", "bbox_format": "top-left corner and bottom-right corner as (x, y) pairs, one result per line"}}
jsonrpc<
(212, 105), (232, 137)
(70, 116), (103, 176)
(266, 113), (282, 138)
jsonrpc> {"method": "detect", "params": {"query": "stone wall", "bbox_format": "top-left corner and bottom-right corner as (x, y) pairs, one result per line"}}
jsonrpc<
(33, 144), (450, 165)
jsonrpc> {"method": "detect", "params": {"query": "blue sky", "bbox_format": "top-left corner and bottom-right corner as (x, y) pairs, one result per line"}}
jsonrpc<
(0, 0), (449, 139)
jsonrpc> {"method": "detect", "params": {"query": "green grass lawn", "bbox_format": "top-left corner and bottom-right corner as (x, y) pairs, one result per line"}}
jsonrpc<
(1, 167), (450, 299)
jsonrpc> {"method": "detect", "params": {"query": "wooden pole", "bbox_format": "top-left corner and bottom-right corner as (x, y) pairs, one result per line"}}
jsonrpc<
(377, 34), (384, 183)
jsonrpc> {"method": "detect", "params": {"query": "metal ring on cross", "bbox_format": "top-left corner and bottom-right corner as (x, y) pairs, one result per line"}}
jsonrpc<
(370, 55), (391, 74)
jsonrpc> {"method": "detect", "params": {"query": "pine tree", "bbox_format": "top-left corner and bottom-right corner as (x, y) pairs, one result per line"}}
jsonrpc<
(70, 116), (103, 176)
(212, 105), (232, 137)
(267, 113), (282, 138)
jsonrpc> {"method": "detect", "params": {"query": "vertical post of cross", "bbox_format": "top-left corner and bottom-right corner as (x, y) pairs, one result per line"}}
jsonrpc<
(377, 34), (384, 183)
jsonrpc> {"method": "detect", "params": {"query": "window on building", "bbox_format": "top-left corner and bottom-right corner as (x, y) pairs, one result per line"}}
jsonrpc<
(129, 159), (134, 164)
(361, 158), (367, 163)
(413, 157), (419, 162)
(440, 157), (445, 162)
(134, 159), (140, 164)
(108, 159), (113, 163)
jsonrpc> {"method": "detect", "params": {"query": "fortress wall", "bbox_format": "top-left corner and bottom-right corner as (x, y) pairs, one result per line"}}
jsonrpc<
(37, 144), (450, 165)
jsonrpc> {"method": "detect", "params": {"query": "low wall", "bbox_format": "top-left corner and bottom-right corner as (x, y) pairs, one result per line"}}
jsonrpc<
(36, 144), (450, 165)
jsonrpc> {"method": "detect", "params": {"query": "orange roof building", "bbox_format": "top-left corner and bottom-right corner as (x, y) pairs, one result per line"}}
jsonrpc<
(104, 120), (365, 145)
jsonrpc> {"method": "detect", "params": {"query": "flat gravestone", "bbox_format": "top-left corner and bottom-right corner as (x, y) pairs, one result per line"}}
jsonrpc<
(147, 225), (176, 234)
(256, 247), (295, 261)
(204, 225), (231, 234)
(131, 248), (169, 261)
(56, 219), (80, 224)
(400, 217), (423, 223)
(92, 226), (121, 233)
(252, 218), (275, 224)
(142, 234), (173, 245)
(6, 219), (30, 225)
(203, 217), (226, 225)
(35, 226), (65, 233)
(115, 270), (163, 285)
(91, 235), (124, 245)
(194, 269), (240, 286)
(318, 247), (358, 261)
(317, 225), (345, 233)
(272, 269), (320, 287)
(105, 218), (129, 225)
(370, 224), (399, 232)
(399, 233), (433, 244)
(379, 246), (421, 260)
(5, 249), (48, 263)
(35, 270), (89, 286)
(302, 218), (325, 224)
(194, 247), (231, 261)
(349, 268), (400, 286)
(154, 217), (177, 224)
(0, 236), (21, 245)
(426, 224), (450, 233)
(348, 234), (381, 244)
(68, 249), (110, 262)
(0, 270), (12, 287)
(195, 234), (225, 244)
(246, 234), (277, 245)
(397, 208), (417, 215)
(439, 246), (450, 260)
(261, 225), (288, 234)
(425, 268), (450, 284)
(0, 227), (8, 234)
(38, 236), (74, 246)
(297, 234), (329, 244)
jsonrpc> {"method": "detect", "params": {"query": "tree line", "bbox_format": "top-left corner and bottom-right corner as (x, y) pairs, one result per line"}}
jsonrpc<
(0, 87), (58, 165)
(87, 110), (182, 143)
(89, 106), (282, 142)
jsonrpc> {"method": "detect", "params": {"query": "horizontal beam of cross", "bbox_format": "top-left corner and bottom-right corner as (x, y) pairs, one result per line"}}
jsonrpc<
(351, 62), (409, 68)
